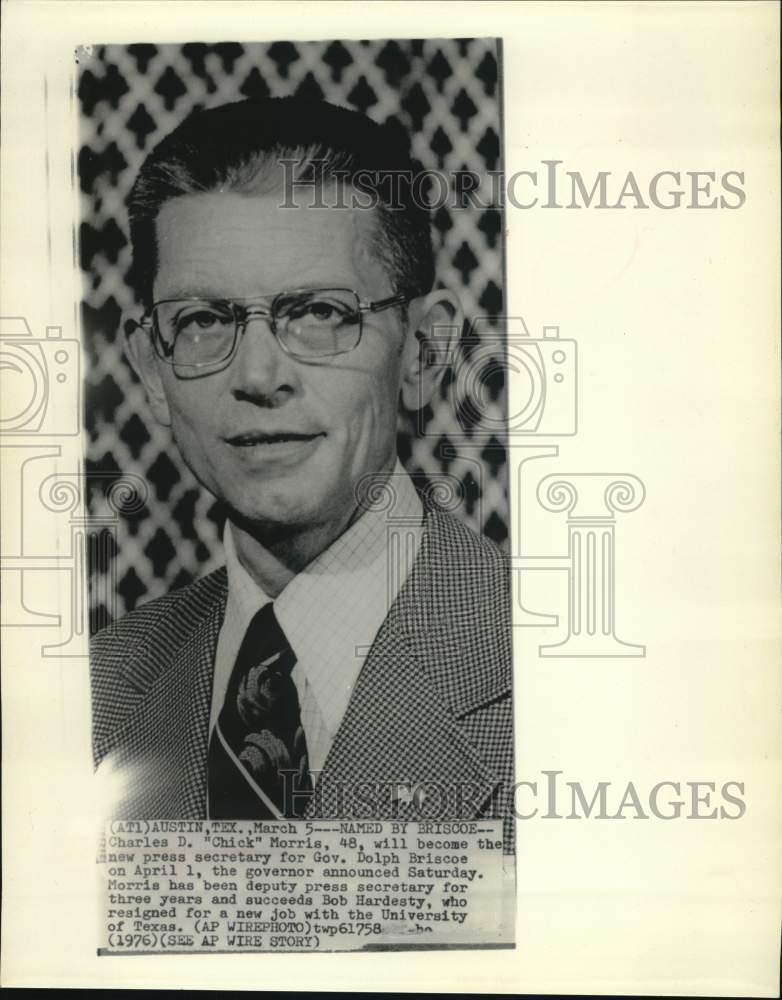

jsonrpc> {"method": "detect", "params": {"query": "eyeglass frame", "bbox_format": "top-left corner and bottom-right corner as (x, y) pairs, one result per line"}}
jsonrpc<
(130, 287), (413, 373)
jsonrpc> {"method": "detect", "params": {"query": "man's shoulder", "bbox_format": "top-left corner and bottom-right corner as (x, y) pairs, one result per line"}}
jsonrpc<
(90, 566), (228, 676)
(424, 506), (509, 565)
(421, 506), (510, 606)
(90, 567), (228, 757)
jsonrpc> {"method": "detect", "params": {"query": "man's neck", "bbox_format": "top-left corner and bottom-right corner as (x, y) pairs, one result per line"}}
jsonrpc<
(229, 504), (363, 598)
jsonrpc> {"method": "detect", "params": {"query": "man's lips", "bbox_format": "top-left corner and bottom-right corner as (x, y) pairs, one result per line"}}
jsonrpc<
(224, 430), (325, 447)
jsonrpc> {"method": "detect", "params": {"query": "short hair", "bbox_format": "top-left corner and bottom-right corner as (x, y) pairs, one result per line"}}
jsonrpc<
(127, 96), (435, 309)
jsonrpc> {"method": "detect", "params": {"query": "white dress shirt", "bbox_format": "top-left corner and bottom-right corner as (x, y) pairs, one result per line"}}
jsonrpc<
(210, 460), (424, 782)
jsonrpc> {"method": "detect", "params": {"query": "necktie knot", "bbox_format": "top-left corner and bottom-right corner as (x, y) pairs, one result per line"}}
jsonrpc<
(239, 603), (294, 674)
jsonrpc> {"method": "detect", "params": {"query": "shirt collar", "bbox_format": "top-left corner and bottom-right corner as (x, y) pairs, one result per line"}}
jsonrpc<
(222, 460), (424, 737)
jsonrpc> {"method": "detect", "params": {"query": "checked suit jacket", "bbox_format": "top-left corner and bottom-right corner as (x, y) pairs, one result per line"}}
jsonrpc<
(92, 508), (515, 853)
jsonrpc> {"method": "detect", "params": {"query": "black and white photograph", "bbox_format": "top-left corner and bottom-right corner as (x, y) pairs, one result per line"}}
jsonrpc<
(81, 38), (515, 951)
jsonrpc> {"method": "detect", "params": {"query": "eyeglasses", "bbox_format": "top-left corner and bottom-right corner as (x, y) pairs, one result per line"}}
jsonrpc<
(133, 287), (411, 377)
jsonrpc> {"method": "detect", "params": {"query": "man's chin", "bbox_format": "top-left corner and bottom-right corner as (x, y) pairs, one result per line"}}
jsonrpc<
(230, 504), (315, 535)
(227, 493), (348, 542)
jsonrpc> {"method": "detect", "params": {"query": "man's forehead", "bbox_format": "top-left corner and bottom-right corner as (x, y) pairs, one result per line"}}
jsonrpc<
(153, 190), (391, 298)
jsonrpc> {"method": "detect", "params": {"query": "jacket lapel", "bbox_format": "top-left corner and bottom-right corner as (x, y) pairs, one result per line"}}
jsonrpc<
(306, 637), (499, 822)
(306, 510), (508, 821)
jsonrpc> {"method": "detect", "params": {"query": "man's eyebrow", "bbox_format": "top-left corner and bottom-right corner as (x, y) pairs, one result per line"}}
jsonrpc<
(152, 290), (227, 303)
(154, 281), (366, 301)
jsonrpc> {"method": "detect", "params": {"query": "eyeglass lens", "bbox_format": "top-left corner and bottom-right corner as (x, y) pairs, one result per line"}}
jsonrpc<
(153, 289), (363, 368)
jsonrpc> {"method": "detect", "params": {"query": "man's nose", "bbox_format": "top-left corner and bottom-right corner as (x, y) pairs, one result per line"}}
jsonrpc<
(229, 313), (296, 402)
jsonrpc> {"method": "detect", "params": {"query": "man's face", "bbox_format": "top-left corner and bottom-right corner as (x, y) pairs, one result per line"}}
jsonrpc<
(149, 191), (415, 537)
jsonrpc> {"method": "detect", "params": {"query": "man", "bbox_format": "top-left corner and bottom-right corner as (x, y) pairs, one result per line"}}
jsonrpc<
(91, 96), (514, 852)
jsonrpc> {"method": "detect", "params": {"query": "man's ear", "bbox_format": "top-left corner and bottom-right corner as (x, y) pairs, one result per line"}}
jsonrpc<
(124, 323), (172, 427)
(399, 288), (462, 412)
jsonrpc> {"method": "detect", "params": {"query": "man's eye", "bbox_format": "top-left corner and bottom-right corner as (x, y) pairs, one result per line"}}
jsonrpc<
(306, 301), (341, 320)
(283, 296), (355, 325)
(176, 308), (232, 333)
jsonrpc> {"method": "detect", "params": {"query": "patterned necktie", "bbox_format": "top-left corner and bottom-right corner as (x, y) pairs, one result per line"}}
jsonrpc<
(208, 603), (312, 818)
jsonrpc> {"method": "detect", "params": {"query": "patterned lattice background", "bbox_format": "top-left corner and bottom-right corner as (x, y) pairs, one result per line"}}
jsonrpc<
(78, 39), (507, 631)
